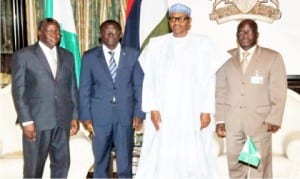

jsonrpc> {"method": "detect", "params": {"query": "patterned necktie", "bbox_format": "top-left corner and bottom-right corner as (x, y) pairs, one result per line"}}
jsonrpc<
(108, 51), (117, 82)
(241, 51), (249, 73)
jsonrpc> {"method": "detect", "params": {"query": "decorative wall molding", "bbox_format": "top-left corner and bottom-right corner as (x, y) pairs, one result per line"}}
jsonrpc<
(210, 0), (281, 24)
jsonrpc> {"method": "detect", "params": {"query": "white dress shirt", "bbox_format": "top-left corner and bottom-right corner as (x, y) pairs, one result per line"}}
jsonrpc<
(39, 41), (58, 78)
(102, 43), (121, 67)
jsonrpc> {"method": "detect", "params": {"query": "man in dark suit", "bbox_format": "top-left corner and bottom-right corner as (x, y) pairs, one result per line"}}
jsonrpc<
(215, 19), (287, 178)
(11, 18), (79, 178)
(79, 20), (145, 178)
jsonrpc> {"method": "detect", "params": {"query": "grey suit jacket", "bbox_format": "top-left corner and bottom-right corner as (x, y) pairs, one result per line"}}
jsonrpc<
(215, 46), (287, 136)
(11, 43), (79, 131)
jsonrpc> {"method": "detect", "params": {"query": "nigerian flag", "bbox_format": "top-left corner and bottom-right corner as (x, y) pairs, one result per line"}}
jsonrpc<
(239, 136), (261, 167)
(138, 0), (170, 69)
(44, 0), (81, 86)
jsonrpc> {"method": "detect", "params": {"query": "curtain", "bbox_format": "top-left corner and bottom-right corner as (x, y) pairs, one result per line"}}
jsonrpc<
(25, 0), (127, 55)
(1, 0), (14, 53)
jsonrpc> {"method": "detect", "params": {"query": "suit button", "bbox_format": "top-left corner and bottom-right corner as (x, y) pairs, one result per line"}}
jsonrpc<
(113, 87), (116, 90)
(110, 96), (116, 104)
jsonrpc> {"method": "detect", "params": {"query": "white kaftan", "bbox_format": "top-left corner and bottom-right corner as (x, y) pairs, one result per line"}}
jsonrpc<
(136, 33), (228, 179)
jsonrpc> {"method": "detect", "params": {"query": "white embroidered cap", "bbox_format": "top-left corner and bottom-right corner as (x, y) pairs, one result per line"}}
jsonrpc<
(169, 3), (191, 17)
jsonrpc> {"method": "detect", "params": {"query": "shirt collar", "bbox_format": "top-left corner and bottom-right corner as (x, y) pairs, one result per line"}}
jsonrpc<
(39, 41), (57, 54)
(239, 45), (257, 61)
(102, 43), (121, 54)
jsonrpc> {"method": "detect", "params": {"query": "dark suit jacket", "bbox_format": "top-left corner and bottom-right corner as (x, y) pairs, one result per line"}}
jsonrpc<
(11, 43), (79, 131)
(79, 45), (145, 126)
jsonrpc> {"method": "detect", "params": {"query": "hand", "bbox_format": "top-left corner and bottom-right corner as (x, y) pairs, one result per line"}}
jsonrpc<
(265, 122), (280, 133)
(216, 123), (226, 138)
(200, 113), (211, 130)
(83, 120), (95, 137)
(22, 123), (37, 141)
(151, 110), (161, 131)
(70, 119), (79, 136)
(132, 117), (143, 131)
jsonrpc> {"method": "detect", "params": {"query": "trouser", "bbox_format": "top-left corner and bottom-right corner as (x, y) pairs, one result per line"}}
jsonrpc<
(92, 121), (134, 178)
(23, 126), (70, 178)
(226, 131), (272, 179)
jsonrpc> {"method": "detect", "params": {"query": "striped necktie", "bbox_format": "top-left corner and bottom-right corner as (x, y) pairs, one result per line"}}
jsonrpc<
(108, 51), (117, 82)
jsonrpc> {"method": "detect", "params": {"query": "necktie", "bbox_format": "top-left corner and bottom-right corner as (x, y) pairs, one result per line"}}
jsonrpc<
(108, 51), (117, 82)
(48, 50), (57, 78)
(241, 51), (249, 73)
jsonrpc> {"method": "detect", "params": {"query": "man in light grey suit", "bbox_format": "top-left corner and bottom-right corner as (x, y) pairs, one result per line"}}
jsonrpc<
(11, 18), (79, 178)
(215, 19), (287, 178)
(79, 20), (145, 178)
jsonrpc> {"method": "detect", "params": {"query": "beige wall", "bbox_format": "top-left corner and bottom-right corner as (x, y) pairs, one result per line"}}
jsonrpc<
(169, 0), (300, 75)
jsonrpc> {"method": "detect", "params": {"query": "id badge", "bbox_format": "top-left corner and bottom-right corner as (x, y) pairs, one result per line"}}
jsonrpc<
(251, 70), (263, 84)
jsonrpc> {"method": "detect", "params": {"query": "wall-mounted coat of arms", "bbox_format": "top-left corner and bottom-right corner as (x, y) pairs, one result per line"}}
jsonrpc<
(210, 0), (281, 24)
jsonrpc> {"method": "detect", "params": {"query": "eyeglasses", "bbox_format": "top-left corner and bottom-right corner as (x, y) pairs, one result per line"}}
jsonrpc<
(168, 16), (190, 23)
(45, 30), (62, 36)
(237, 30), (255, 36)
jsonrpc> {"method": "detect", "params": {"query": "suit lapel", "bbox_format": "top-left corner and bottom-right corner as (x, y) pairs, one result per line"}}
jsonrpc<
(34, 44), (54, 78)
(115, 48), (127, 83)
(230, 49), (241, 72)
(98, 46), (114, 82)
(55, 48), (63, 79)
(245, 46), (262, 75)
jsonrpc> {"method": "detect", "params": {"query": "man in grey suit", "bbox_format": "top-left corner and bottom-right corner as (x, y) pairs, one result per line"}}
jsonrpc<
(79, 20), (145, 178)
(215, 19), (287, 178)
(11, 18), (79, 178)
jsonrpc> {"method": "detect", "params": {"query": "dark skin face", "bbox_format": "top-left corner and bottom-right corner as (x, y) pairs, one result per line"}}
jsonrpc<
(100, 23), (122, 50)
(236, 23), (259, 50)
(38, 21), (61, 49)
(168, 12), (191, 37)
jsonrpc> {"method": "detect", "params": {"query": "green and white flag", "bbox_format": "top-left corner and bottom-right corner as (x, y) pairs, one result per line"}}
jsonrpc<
(44, 0), (81, 86)
(239, 136), (261, 167)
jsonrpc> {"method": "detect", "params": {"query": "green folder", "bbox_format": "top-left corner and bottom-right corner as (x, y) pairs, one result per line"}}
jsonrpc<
(238, 136), (261, 167)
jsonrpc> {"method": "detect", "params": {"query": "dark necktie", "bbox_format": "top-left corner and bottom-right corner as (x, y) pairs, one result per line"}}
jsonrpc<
(108, 51), (117, 82)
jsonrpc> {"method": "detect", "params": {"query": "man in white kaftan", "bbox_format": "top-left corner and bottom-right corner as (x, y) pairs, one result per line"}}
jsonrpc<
(136, 3), (228, 179)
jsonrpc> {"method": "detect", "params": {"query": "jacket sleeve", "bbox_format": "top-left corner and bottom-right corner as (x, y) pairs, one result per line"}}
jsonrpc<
(79, 53), (92, 121)
(264, 53), (287, 126)
(132, 59), (146, 119)
(69, 53), (79, 120)
(215, 64), (227, 123)
(11, 51), (32, 123)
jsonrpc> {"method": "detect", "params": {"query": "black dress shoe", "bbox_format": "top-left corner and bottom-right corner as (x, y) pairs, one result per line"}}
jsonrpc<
(86, 171), (93, 179)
